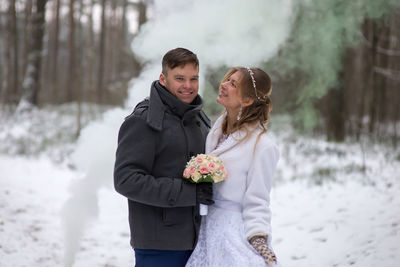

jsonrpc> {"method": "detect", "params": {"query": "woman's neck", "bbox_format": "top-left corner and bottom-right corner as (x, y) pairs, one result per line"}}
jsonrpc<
(225, 109), (239, 135)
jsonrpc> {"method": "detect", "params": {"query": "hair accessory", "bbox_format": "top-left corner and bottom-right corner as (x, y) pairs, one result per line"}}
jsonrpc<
(246, 67), (266, 101)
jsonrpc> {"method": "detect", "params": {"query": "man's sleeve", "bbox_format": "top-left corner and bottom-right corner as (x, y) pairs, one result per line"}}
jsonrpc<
(113, 114), (196, 208)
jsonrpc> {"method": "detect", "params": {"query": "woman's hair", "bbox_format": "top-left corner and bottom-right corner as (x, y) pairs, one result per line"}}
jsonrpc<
(221, 67), (273, 136)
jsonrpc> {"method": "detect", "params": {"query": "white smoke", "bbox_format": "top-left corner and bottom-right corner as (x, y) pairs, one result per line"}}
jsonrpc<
(62, 0), (294, 265)
(61, 108), (126, 267)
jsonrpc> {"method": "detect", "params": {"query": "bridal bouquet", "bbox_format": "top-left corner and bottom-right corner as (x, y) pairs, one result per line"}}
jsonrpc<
(183, 154), (227, 215)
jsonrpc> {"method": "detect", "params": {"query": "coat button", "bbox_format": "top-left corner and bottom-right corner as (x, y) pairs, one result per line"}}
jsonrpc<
(196, 121), (201, 127)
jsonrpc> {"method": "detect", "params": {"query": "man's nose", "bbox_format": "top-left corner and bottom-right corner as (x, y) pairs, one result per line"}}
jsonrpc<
(183, 80), (191, 88)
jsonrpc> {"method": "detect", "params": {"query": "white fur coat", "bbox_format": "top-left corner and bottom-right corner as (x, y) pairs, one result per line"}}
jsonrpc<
(206, 114), (279, 239)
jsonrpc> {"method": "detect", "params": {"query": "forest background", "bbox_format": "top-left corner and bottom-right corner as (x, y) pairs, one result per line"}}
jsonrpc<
(0, 0), (399, 144)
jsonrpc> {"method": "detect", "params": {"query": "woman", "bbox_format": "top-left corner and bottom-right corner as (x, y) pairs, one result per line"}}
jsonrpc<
(186, 67), (281, 267)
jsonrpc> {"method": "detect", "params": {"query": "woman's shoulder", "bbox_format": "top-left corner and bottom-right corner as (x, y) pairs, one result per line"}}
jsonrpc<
(251, 128), (279, 153)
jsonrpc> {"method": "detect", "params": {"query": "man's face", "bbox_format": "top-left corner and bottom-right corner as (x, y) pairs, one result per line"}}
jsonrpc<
(159, 63), (199, 104)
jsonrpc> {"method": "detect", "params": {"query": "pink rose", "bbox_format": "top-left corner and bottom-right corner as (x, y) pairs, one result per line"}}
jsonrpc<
(208, 162), (216, 171)
(199, 166), (209, 174)
(196, 157), (203, 163)
(189, 166), (196, 175)
(183, 169), (191, 178)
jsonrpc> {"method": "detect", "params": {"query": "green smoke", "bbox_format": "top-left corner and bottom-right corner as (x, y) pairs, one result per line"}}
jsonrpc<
(275, 0), (400, 130)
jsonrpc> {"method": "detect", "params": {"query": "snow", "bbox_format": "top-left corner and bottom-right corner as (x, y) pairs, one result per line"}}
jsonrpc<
(0, 155), (133, 267)
(1, 121), (399, 266)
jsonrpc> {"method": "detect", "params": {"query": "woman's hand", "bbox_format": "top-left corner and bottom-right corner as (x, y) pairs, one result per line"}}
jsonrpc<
(249, 235), (277, 266)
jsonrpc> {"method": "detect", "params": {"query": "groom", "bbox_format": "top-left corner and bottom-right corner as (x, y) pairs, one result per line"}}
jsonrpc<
(114, 47), (213, 267)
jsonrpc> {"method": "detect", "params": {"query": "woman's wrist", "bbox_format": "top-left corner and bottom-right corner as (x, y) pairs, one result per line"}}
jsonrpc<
(249, 235), (277, 266)
(248, 233), (268, 242)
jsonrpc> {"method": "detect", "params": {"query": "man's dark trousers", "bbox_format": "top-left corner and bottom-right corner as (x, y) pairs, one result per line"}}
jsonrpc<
(134, 249), (192, 267)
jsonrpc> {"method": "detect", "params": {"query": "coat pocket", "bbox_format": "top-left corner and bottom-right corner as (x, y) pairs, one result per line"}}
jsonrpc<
(129, 201), (157, 240)
(162, 207), (191, 226)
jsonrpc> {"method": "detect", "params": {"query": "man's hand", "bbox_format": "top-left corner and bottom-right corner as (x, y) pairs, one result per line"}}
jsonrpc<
(196, 182), (214, 205)
(249, 235), (277, 266)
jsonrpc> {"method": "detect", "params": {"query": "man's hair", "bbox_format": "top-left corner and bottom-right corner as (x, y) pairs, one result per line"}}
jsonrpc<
(162, 47), (199, 75)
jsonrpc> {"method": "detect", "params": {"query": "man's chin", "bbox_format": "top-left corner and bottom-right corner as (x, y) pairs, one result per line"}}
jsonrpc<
(178, 96), (196, 104)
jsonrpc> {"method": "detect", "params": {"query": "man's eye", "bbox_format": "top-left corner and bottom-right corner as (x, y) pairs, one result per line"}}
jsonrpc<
(191, 78), (198, 82)
(176, 77), (184, 81)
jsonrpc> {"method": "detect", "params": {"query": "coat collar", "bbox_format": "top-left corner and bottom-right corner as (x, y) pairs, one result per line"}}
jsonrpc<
(146, 81), (166, 131)
(206, 113), (252, 155)
(146, 80), (204, 131)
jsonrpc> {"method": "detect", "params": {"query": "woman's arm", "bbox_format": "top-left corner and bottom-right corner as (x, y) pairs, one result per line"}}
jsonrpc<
(242, 141), (279, 239)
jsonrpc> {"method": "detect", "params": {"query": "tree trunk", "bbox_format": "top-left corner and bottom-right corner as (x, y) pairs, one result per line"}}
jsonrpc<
(22, 0), (33, 85)
(356, 21), (370, 140)
(107, 0), (118, 84)
(97, 0), (107, 104)
(19, 0), (47, 107)
(325, 70), (346, 142)
(0, 2), (4, 102)
(50, 0), (61, 103)
(137, 0), (148, 30)
(76, 0), (85, 137)
(5, 0), (19, 104)
(2, 6), (10, 103)
(67, 0), (76, 102)
(118, 0), (128, 75)
(10, 0), (19, 103)
(368, 22), (380, 137)
(86, 0), (95, 103)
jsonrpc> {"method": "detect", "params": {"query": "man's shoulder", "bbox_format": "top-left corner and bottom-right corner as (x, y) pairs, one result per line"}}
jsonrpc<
(125, 98), (150, 121)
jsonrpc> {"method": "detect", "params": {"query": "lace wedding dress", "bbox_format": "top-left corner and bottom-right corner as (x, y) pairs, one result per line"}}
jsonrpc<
(186, 195), (282, 267)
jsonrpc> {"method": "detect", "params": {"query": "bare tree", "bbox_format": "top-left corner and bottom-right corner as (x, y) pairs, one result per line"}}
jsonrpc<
(85, 0), (96, 102)
(0, 1), (4, 102)
(1, 0), (145, 108)
(19, 0), (48, 108)
(4, 0), (19, 104)
(50, 0), (61, 103)
(97, 0), (107, 103)
(67, 0), (76, 102)
(75, 0), (85, 137)
(22, 0), (33, 86)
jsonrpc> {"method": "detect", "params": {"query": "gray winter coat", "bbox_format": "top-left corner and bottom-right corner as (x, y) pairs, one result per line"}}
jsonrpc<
(114, 81), (210, 250)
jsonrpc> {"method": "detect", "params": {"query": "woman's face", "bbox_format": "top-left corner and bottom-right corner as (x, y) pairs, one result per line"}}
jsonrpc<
(217, 71), (244, 112)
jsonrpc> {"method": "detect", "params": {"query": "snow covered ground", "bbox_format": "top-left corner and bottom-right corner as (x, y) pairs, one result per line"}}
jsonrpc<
(1, 110), (399, 267)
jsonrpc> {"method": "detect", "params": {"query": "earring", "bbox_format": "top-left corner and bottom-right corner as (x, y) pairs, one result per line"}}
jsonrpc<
(237, 106), (242, 121)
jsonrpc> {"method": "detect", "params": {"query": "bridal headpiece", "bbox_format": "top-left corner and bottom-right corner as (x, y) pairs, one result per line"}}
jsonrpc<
(246, 67), (267, 102)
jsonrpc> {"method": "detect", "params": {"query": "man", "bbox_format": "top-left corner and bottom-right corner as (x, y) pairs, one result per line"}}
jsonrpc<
(114, 47), (213, 267)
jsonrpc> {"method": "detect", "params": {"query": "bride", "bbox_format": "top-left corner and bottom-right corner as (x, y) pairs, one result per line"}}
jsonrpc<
(186, 67), (281, 267)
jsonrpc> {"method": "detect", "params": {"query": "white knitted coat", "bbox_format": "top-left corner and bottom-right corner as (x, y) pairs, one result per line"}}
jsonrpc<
(205, 114), (279, 239)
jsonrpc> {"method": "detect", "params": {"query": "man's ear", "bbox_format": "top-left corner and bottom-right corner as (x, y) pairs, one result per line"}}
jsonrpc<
(159, 73), (166, 86)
